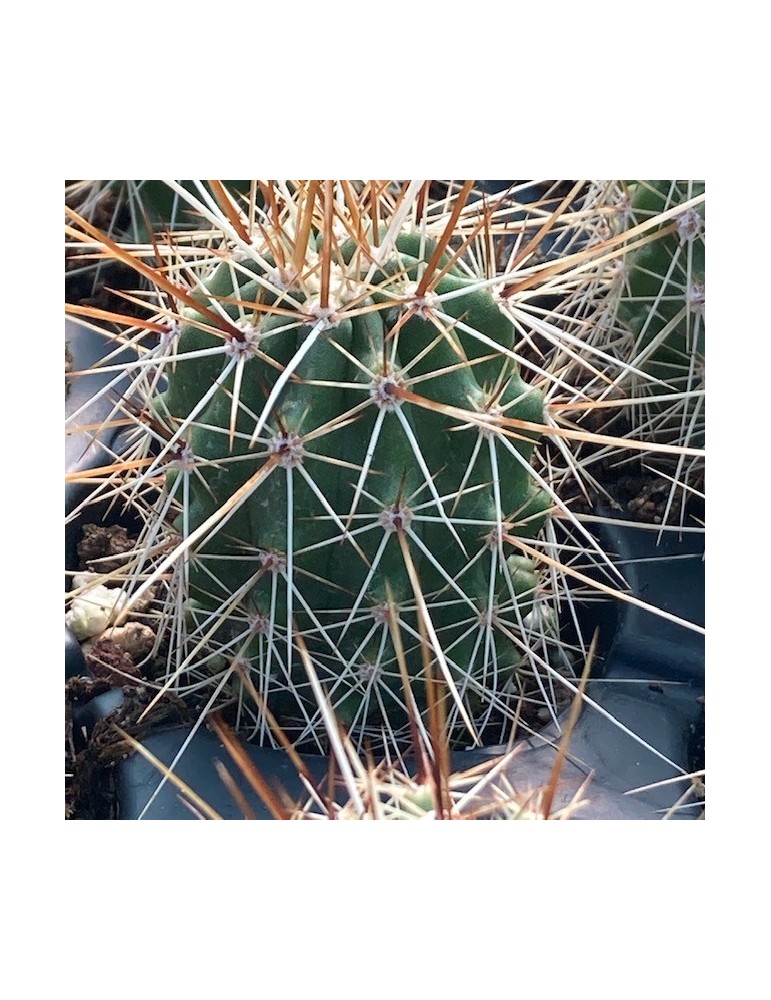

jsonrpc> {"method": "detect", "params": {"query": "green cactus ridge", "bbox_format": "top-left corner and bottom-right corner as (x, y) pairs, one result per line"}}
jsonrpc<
(156, 230), (550, 743)
(618, 181), (705, 379)
(611, 180), (705, 465)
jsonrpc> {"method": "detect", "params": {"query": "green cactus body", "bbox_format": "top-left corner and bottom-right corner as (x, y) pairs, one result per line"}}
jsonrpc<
(617, 180), (705, 388)
(156, 227), (548, 744)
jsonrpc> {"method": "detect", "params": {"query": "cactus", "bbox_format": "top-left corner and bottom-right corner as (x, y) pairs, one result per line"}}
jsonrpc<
(147, 194), (552, 746)
(65, 179), (706, 764)
(616, 180), (705, 377)
(611, 180), (706, 519)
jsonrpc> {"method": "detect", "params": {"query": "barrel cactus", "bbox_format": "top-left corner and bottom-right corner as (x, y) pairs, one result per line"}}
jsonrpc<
(144, 191), (551, 748)
(67, 180), (704, 758)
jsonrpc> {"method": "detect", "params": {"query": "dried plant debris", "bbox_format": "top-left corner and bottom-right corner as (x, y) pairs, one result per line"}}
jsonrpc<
(66, 683), (194, 819)
(83, 637), (144, 685)
(77, 523), (135, 573)
(65, 675), (113, 819)
(82, 622), (155, 662)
